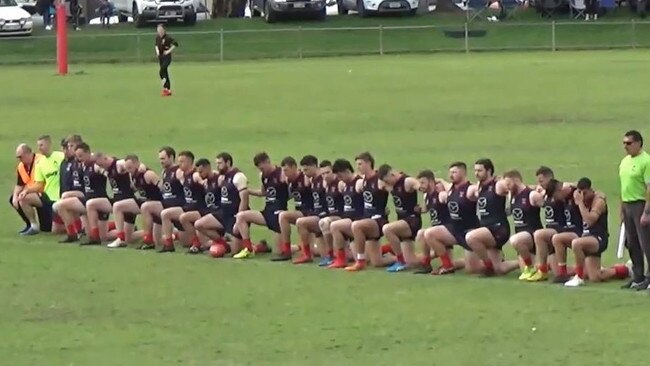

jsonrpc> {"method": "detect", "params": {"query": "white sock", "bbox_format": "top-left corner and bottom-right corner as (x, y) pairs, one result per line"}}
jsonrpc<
(31, 223), (39, 230)
(356, 253), (365, 260)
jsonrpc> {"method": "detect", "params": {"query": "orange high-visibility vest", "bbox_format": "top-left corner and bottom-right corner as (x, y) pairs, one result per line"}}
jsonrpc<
(17, 153), (42, 188)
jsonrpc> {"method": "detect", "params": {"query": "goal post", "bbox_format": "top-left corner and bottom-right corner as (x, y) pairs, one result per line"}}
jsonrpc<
(56, 0), (68, 75)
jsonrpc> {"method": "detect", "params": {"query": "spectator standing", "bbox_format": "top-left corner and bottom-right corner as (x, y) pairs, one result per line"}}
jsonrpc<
(585, 0), (598, 20)
(37, 0), (54, 30)
(97, 0), (113, 28)
(619, 130), (650, 290)
(70, 0), (82, 31)
(638, 0), (647, 18)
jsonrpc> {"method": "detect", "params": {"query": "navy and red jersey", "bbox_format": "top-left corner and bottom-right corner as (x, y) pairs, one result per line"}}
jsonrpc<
(362, 174), (389, 219)
(564, 188), (583, 232)
(341, 176), (364, 220)
(82, 162), (107, 199)
(582, 198), (608, 238)
(425, 190), (450, 227)
(311, 175), (328, 215)
(288, 172), (313, 213)
(107, 159), (134, 201)
(543, 193), (567, 229)
(326, 179), (344, 217)
(477, 179), (507, 227)
(204, 173), (220, 211)
(161, 165), (184, 206)
(133, 169), (163, 201)
(220, 168), (246, 216)
(447, 181), (478, 232)
(60, 157), (83, 194)
(511, 187), (542, 233)
(182, 171), (206, 210)
(391, 175), (418, 220)
(262, 167), (289, 212)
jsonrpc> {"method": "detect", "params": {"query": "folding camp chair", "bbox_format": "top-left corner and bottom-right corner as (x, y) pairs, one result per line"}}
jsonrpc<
(570, 0), (586, 18)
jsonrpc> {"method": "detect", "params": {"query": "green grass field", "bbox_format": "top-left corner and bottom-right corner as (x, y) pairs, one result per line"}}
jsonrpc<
(2, 51), (650, 366)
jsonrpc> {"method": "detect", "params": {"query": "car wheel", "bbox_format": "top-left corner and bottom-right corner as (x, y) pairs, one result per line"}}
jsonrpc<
(184, 13), (197, 25)
(408, 8), (417, 16)
(264, 1), (277, 23)
(337, 0), (348, 15)
(250, 1), (262, 17)
(133, 4), (146, 28)
(118, 14), (128, 23)
(357, 0), (368, 17)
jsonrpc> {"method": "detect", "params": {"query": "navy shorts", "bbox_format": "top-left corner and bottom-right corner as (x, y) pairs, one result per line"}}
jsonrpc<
(398, 215), (422, 241)
(444, 224), (472, 251)
(212, 210), (240, 238)
(486, 221), (511, 250)
(584, 234), (608, 258)
(560, 226), (583, 237)
(263, 208), (282, 234)
(162, 199), (184, 209)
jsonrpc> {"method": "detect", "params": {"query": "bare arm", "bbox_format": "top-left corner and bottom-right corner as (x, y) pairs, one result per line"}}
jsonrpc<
(144, 170), (160, 186)
(579, 194), (607, 227)
(467, 184), (479, 201)
(436, 178), (452, 191)
(234, 172), (249, 212)
(404, 177), (420, 192)
(530, 191), (545, 207)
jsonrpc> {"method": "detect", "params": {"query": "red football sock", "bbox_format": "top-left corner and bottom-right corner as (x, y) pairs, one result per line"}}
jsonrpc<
(613, 264), (630, 279)
(107, 221), (116, 231)
(522, 256), (532, 266)
(242, 239), (253, 251)
(143, 232), (153, 245)
(327, 249), (334, 258)
(164, 237), (174, 248)
(74, 219), (83, 232)
(538, 263), (549, 274)
(336, 248), (346, 261)
(558, 264), (568, 277)
(421, 255), (432, 267)
(281, 242), (291, 255)
(440, 253), (453, 269)
(90, 227), (100, 241)
(396, 253), (405, 264)
(576, 265), (585, 279)
(191, 236), (200, 248)
(483, 259), (494, 271)
(301, 241), (312, 257)
(381, 243), (394, 255)
(66, 224), (77, 236)
(117, 231), (125, 241)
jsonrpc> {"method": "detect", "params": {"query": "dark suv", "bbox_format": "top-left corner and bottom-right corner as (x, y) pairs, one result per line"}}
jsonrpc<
(250, 0), (326, 23)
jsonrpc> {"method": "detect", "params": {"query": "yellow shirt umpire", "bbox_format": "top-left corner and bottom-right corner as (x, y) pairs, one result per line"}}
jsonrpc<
(619, 130), (650, 290)
(17, 135), (65, 235)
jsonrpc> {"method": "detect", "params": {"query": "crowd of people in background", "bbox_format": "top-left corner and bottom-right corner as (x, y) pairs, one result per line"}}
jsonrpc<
(10, 130), (650, 291)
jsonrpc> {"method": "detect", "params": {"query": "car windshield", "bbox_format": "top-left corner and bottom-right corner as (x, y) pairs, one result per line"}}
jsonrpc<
(0, 0), (18, 6)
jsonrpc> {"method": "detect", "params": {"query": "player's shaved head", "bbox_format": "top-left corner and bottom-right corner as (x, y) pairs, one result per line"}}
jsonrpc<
(449, 161), (466, 171)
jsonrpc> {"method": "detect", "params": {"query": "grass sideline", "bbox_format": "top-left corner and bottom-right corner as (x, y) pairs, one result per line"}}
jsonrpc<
(2, 51), (650, 365)
(2, 9), (650, 64)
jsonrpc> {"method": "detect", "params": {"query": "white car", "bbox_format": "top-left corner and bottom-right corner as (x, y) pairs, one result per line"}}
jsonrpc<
(337, 0), (418, 16)
(0, 0), (33, 36)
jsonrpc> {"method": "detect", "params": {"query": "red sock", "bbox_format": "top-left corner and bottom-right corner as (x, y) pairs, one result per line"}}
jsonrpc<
(381, 243), (394, 255)
(576, 265), (585, 279)
(396, 253), (405, 264)
(613, 264), (630, 279)
(327, 249), (334, 258)
(90, 227), (100, 241)
(107, 221), (116, 231)
(164, 237), (174, 248)
(66, 224), (77, 236)
(421, 255), (432, 267)
(558, 264), (568, 277)
(242, 239), (253, 251)
(215, 237), (227, 246)
(143, 232), (153, 245)
(440, 253), (453, 269)
(117, 231), (125, 241)
(483, 259), (494, 271)
(522, 256), (532, 266)
(74, 219), (82, 232)
(538, 263), (549, 274)
(281, 242), (291, 255)
(191, 236), (200, 248)
(301, 242), (312, 257)
(336, 248), (346, 261)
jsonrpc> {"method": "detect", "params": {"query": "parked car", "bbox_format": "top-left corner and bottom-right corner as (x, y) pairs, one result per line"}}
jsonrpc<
(14, 0), (36, 14)
(113, 0), (198, 27)
(0, 0), (33, 36)
(337, 0), (418, 16)
(250, 0), (326, 23)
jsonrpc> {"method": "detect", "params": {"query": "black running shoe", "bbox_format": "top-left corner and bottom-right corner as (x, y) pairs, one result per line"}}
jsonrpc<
(158, 245), (175, 253)
(413, 265), (433, 274)
(552, 275), (570, 284)
(59, 235), (79, 243)
(137, 244), (155, 250)
(270, 252), (292, 262)
(80, 239), (101, 246)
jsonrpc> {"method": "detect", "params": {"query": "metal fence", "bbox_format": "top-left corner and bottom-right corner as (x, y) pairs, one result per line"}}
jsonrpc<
(1, 20), (650, 64)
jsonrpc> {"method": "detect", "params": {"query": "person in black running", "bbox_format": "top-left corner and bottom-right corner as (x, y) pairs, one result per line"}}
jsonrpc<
(155, 24), (178, 97)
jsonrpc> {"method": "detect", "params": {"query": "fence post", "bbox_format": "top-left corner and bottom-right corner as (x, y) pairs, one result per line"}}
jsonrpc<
(631, 19), (637, 49)
(464, 22), (469, 53)
(551, 21), (556, 52)
(136, 32), (141, 62)
(298, 26), (303, 59)
(379, 25), (384, 55)
(219, 28), (224, 62)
